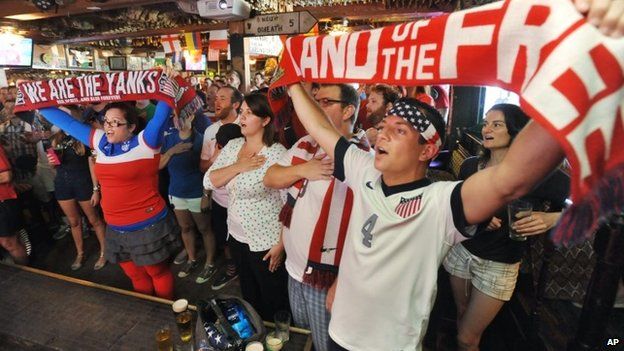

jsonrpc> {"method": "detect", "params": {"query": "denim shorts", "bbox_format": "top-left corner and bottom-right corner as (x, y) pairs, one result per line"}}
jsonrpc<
(54, 170), (93, 202)
(443, 243), (520, 301)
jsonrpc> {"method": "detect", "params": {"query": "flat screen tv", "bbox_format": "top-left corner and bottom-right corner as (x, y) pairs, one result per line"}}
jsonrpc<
(108, 56), (127, 70)
(0, 36), (33, 67)
(184, 52), (206, 72)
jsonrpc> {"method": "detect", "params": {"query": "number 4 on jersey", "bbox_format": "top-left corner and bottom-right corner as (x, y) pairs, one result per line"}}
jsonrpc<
(361, 214), (378, 248)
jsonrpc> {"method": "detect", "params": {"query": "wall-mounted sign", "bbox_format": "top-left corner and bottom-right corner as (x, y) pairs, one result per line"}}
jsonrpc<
(248, 36), (283, 57)
(244, 11), (316, 36)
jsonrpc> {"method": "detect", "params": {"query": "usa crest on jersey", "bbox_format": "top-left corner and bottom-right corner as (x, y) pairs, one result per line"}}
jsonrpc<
(395, 194), (423, 218)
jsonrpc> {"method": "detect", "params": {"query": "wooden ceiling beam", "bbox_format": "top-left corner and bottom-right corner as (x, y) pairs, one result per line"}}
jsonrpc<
(0, 0), (173, 21)
(296, 2), (453, 22)
(52, 22), (228, 45)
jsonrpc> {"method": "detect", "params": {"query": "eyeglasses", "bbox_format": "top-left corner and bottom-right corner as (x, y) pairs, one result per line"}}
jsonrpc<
(103, 120), (128, 128)
(315, 98), (346, 107)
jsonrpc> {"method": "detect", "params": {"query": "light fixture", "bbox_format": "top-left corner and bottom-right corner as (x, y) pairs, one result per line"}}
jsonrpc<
(218, 0), (228, 9)
(328, 23), (350, 37)
(86, 6), (101, 10)
(32, 0), (55, 11)
(5, 13), (49, 20)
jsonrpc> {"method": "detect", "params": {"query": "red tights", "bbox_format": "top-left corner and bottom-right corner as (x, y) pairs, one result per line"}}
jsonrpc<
(119, 261), (174, 300)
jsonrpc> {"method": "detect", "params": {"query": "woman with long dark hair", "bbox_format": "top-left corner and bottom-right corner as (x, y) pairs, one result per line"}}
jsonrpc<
(204, 93), (289, 320)
(48, 106), (106, 270)
(443, 104), (569, 351)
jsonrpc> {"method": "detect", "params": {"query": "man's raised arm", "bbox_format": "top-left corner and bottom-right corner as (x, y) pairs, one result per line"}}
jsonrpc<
(288, 84), (341, 160)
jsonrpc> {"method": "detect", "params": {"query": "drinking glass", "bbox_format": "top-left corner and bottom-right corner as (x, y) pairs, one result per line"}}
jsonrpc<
(175, 310), (193, 343)
(508, 199), (532, 241)
(274, 310), (291, 342)
(155, 326), (173, 351)
(265, 331), (283, 351)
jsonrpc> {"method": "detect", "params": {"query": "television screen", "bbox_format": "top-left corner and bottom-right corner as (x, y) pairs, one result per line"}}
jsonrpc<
(0, 36), (33, 67)
(184, 51), (206, 71)
(108, 56), (127, 70)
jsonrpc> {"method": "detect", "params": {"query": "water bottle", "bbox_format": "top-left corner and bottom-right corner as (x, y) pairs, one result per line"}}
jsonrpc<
(222, 301), (254, 339)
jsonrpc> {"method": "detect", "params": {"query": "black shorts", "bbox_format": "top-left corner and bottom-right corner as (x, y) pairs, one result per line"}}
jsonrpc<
(54, 170), (93, 202)
(0, 199), (22, 237)
(210, 200), (228, 248)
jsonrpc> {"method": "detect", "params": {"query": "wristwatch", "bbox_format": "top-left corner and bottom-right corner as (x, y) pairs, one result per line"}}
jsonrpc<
(93, 185), (101, 192)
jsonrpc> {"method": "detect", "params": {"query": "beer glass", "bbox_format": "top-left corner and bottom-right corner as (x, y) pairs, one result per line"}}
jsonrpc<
(274, 310), (291, 342)
(155, 326), (173, 351)
(175, 310), (193, 343)
(265, 331), (283, 351)
(508, 199), (532, 241)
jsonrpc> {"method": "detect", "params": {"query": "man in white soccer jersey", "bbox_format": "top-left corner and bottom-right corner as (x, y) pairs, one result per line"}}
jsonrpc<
(287, 83), (563, 351)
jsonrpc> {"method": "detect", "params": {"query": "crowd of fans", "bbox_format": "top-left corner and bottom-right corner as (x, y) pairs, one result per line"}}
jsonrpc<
(2, 1), (624, 346)
(0, 70), (567, 350)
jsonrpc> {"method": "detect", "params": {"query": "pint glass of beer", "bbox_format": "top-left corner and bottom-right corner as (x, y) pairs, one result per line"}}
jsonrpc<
(155, 326), (173, 351)
(175, 310), (193, 343)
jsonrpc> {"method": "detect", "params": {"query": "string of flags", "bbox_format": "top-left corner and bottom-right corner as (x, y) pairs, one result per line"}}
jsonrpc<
(160, 30), (229, 55)
(160, 34), (182, 54)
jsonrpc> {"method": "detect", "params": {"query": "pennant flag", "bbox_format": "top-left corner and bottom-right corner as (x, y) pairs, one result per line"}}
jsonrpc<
(184, 32), (202, 51)
(207, 48), (220, 62)
(269, 0), (624, 246)
(209, 30), (228, 50)
(161, 34), (182, 53)
(171, 51), (183, 68)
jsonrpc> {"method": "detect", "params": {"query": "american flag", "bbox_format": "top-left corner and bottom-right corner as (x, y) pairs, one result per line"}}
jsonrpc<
(387, 100), (441, 148)
(395, 194), (423, 218)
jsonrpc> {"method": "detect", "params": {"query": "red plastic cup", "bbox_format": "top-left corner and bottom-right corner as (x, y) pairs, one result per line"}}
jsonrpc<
(46, 148), (61, 166)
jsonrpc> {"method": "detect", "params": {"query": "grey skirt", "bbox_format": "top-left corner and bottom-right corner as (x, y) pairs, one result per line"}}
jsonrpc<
(104, 213), (181, 266)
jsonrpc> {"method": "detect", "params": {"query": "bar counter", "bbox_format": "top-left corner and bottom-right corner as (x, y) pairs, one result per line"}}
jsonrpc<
(0, 263), (311, 351)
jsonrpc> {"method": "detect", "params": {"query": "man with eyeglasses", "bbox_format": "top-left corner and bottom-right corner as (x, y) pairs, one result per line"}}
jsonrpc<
(263, 83), (371, 351)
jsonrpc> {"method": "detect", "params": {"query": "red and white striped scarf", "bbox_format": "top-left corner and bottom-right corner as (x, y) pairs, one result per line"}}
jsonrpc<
(280, 131), (370, 288)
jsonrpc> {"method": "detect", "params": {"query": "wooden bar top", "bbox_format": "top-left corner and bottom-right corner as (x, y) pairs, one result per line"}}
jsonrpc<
(0, 263), (311, 351)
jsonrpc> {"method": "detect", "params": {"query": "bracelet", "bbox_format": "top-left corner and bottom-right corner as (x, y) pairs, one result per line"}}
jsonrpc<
(93, 185), (101, 192)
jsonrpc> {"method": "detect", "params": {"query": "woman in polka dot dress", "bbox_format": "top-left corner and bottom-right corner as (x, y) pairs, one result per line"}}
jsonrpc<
(204, 92), (289, 319)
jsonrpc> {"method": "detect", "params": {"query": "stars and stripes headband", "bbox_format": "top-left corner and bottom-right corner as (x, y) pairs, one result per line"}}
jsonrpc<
(386, 99), (442, 148)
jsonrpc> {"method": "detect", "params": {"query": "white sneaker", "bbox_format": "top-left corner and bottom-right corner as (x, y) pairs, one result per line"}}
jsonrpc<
(174, 249), (188, 265)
